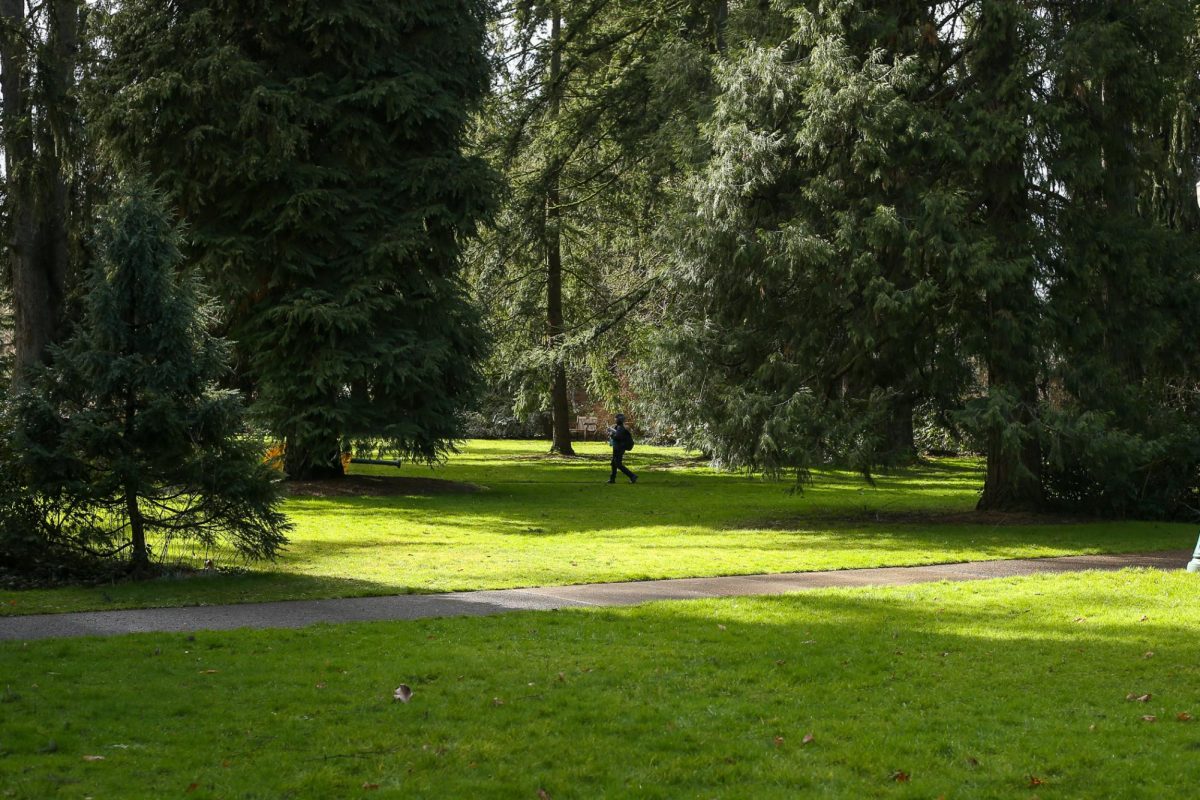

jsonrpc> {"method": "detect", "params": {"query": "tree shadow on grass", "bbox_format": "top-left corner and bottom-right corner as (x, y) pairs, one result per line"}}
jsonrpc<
(3, 572), (1196, 797)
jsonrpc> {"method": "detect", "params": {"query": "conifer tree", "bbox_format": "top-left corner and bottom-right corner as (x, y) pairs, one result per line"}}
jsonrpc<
(650, 0), (972, 476)
(8, 182), (289, 571)
(94, 0), (492, 478)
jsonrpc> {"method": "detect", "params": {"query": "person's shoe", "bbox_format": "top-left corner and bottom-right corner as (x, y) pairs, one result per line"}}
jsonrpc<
(630, 475), (638, 484)
(606, 478), (615, 484)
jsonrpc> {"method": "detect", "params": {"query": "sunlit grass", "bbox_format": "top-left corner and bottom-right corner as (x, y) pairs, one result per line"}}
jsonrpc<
(2, 440), (1192, 615)
(1, 569), (1197, 798)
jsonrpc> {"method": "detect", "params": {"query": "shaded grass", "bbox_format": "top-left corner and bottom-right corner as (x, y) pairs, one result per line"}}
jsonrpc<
(1, 569), (1198, 797)
(2, 440), (1192, 615)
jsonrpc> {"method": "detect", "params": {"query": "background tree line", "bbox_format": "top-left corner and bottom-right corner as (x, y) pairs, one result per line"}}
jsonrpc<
(480, 0), (1200, 517)
(2, 0), (1200, 577)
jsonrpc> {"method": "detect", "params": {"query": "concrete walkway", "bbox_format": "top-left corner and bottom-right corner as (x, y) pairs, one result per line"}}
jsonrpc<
(0, 550), (1189, 641)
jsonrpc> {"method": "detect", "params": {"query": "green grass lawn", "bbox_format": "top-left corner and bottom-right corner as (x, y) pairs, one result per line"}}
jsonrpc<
(2, 440), (1192, 616)
(1, 569), (1197, 798)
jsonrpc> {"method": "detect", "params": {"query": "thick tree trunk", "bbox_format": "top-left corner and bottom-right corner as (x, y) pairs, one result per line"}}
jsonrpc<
(1, 0), (78, 385)
(545, 6), (574, 456)
(1, 0), (39, 384)
(283, 433), (345, 480)
(885, 396), (916, 463)
(978, 359), (1042, 511)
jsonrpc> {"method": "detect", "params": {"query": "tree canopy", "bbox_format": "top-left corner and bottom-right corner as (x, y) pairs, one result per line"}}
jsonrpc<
(94, 0), (495, 478)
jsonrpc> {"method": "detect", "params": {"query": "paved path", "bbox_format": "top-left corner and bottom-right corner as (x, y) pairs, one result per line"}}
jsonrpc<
(0, 550), (1190, 642)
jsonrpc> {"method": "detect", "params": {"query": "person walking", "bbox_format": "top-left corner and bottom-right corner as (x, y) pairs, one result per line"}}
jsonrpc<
(607, 413), (637, 484)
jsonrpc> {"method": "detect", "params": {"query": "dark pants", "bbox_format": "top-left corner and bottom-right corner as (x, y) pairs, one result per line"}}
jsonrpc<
(610, 448), (636, 481)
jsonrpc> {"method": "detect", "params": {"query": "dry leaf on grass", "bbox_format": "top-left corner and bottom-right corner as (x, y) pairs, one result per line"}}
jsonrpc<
(362, 782), (380, 790)
(538, 790), (551, 800)
(1142, 715), (1158, 723)
(802, 733), (814, 745)
(891, 770), (910, 783)
(1028, 775), (1044, 787)
(1126, 693), (1152, 702)
(393, 685), (413, 703)
(1177, 712), (1193, 722)
(82, 755), (105, 762)
(773, 736), (784, 748)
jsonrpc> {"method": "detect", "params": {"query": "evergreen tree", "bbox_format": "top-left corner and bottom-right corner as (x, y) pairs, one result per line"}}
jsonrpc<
(1034, 0), (1200, 516)
(954, 0), (1047, 510)
(94, 0), (492, 478)
(6, 182), (289, 571)
(649, 0), (972, 477)
(650, 0), (1200, 517)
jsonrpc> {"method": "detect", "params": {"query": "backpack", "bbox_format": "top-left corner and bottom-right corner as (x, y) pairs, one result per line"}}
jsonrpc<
(623, 427), (635, 451)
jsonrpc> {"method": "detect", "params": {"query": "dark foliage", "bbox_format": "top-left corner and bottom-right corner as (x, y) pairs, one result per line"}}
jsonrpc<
(2, 183), (290, 574)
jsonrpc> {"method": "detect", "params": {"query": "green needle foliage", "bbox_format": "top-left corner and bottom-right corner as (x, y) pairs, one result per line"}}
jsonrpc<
(3, 182), (289, 574)
(94, 0), (493, 478)
(649, 0), (1200, 517)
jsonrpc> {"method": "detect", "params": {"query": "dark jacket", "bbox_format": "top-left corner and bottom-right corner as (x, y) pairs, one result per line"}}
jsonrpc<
(610, 423), (633, 451)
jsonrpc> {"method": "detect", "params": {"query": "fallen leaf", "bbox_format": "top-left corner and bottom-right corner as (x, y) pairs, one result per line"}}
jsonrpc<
(1177, 712), (1193, 722)
(891, 770), (910, 783)
(1029, 775), (1044, 787)
(393, 685), (413, 703)
(773, 736), (784, 748)
(1126, 693), (1152, 702)
(200, 669), (219, 675)
(965, 756), (979, 767)
(1143, 652), (1155, 659)
(82, 755), (105, 762)
(801, 733), (814, 745)
(1142, 715), (1158, 723)
(316, 682), (326, 689)
(186, 783), (199, 793)
(492, 697), (505, 706)
(1140, 615), (1149, 622)
(1073, 617), (1086, 623)
(362, 782), (380, 790)
(537, 790), (551, 800)
(222, 760), (231, 768)
(775, 659), (786, 666)
(717, 624), (727, 631)
(556, 672), (565, 683)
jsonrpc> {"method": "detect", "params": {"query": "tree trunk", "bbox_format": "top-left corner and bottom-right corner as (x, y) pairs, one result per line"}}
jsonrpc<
(546, 5), (574, 456)
(1, 0), (79, 386)
(125, 486), (150, 571)
(1, 0), (39, 384)
(977, 359), (1042, 511)
(283, 433), (345, 480)
(885, 396), (916, 463)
